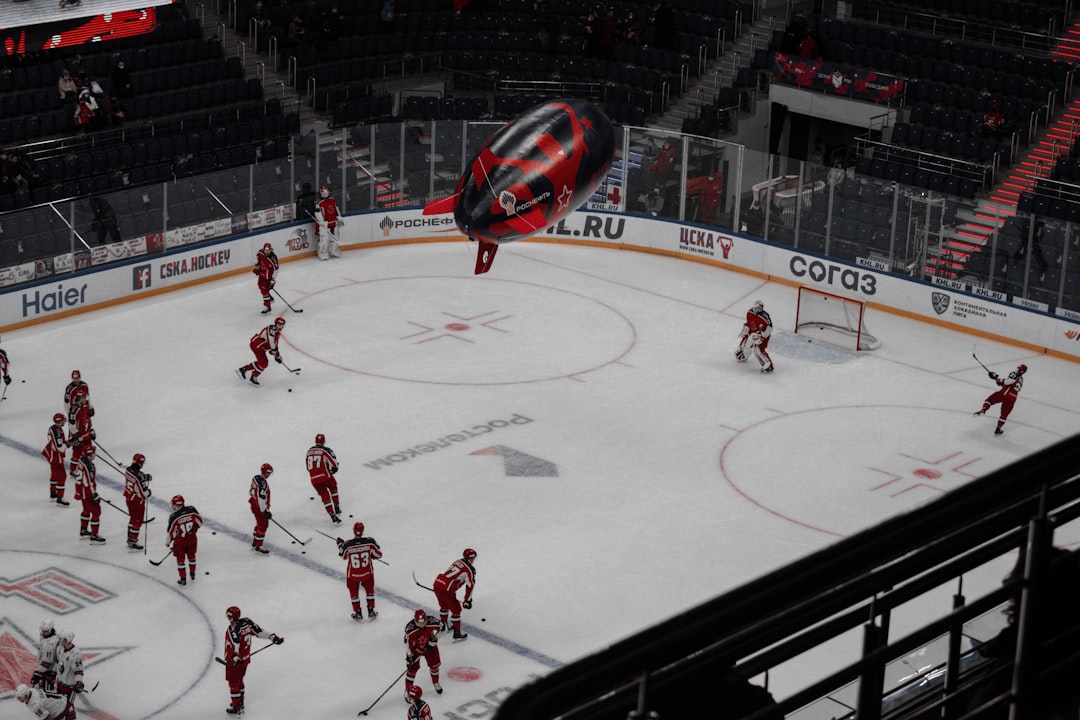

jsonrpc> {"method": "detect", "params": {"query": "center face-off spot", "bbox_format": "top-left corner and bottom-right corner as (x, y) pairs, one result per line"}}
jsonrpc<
(285, 276), (636, 385)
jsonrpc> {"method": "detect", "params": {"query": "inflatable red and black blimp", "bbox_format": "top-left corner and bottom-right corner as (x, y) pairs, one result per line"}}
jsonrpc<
(423, 98), (616, 274)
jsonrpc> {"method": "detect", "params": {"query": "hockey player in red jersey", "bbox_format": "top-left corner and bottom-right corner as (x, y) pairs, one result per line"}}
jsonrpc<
(336, 521), (383, 621)
(406, 685), (434, 720)
(249, 464), (273, 554)
(313, 185), (344, 260)
(223, 605), (284, 715)
(307, 433), (341, 524)
(63, 369), (89, 428)
(123, 453), (152, 550)
(975, 364), (1027, 435)
(404, 609), (443, 699)
(0, 335), (11, 387)
(433, 548), (477, 640)
(42, 413), (71, 506)
(252, 242), (279, 314)
(67, 395), (95, 479)
(168, 494), (204, 586)
(73, 446), (105, 543)
(237, 316), (285, 387)
(736, 299), (774, 373)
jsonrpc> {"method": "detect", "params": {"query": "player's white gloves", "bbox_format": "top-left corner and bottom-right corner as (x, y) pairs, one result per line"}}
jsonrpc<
(750, 332), (762, 345)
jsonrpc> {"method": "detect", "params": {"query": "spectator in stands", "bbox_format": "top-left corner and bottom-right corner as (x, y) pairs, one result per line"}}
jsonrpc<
(89, 198), (121, 245)
(287, 15), (308, 46)
(6, 151), (40, 188)
(979, 102), (1005, 140)
(110, 58), (133, 98)
(73, 65), (91, 92)
(620, 9), (643, 46)
(104, 93), (127, 128)
(319, 7), (342, 44)
(643, 185), (664, 216)
(649, 2), (675, 50)
(597, 8), (618, 59)
(799, 31), (818, 59)
(533, 0), (557, 52)
(58, 69), (78, 102)
(73, 90), (97, 134)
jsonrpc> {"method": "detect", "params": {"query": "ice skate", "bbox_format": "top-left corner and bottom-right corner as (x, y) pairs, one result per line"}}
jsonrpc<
(89, 534), (106, 543)
(127, 541), (143, 550)
(56, 497), (70, 506)
(251, 544), (269, 555)
(237, 367), (248, 380)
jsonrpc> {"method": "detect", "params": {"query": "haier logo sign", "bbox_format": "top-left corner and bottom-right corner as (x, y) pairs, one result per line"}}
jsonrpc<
(22, 283), (89, 318)
(133, 264), (152, 290)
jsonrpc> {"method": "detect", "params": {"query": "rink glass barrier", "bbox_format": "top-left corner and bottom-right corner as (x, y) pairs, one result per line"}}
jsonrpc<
(0, 121), (1076, 318)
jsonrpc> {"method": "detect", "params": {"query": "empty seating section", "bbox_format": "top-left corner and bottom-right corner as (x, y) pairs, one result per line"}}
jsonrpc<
(254, 0), (754, 128)
(850, 0), (1067, 42)
(809, 15), (1072, 194)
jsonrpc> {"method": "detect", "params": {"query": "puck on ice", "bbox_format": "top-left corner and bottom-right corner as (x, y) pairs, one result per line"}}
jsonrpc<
(301, 551), (306, 554)
(20, 379), (25, 383)
(481, 618), (486, 622)
(288, 388), (292, 392)
(212, 531), (217, 535)
(205, 572), (210, 575)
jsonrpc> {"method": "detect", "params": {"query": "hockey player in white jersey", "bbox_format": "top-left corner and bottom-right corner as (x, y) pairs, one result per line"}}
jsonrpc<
(14, 684), (70, 719)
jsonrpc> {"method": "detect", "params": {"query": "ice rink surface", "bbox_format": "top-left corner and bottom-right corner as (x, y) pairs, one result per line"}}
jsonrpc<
(2, 240), (1079, 719)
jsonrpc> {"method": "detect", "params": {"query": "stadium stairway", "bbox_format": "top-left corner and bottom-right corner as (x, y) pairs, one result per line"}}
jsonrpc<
(932, 24), (1080, 278)
(192, 3), (321, 135)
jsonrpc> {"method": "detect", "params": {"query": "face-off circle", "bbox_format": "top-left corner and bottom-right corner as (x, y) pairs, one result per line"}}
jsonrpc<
(283, 276), (636, 386)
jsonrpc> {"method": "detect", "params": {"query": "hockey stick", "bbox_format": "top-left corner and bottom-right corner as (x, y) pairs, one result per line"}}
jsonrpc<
(98, 496), (155, 523)
(0, 382), (8, 402)
(149, 549), (172, 566)
(271, 287), (304, 313)
(972, 346), (993, 374)
(270, 517), (311, 545)
(94, 442), (126, 471)
(215, 642), (276, 666)
(279, 357), (301, 375)
(73, 681), (100, 693)
(412, 571), (434, 592)
(313, 528), (390, 564)
(357, 669), (407, 716)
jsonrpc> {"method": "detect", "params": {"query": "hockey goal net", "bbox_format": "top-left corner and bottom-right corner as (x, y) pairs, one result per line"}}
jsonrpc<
(794, 286), (881, 350)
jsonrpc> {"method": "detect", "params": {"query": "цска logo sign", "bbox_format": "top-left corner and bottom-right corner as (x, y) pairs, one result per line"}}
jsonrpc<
(931, 291), (950, 315)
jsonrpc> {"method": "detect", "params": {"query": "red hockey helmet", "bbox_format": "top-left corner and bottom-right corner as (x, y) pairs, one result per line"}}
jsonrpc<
(463, 548), (477, 562)
(413, 609), (427, 625)
(53, 413), (65, 424)
(261, 242), (273, 253)
(261, 463), (274, 475)
(133, 453), (146, 466)
(71, 370), (81, 380)
(406, 685), (422, 700)
(353, 522), (365, 536)
(752, 299), (764, 312)
(320, 185), (329, 199)
(315, 433), (326, 445)
(1017, 364), (1028, 374)
(274, 317), (286, 328)
(172, 495), (184, 510)
(227, 606), (241, 621)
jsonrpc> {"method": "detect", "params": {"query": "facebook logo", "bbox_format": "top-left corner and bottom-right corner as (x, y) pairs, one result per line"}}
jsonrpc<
(133, 264), (152, 290)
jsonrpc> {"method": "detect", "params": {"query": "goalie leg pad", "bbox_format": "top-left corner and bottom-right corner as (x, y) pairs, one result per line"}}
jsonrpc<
(328, 238), (342, 258)
(317, 236), (329, 260)
(753, 346), (773, 371)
